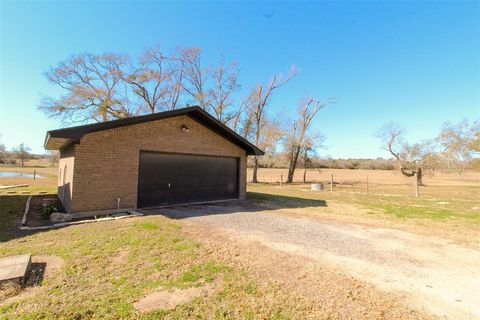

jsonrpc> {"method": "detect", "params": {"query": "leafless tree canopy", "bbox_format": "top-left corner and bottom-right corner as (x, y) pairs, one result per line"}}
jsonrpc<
(13, 143), (31, 167)
(376, 123), (440, 186)
(38, 47), (241, 126)
(39, 53), (133, 124)
(47, 150), (60, 167)
(438, 120), (479, 177)
(179, 48), (241, 124)
(121, 46), (180, 114)
(0, 135), (6, 163)
(285, 97), (334, 183)
(241, 67), (298, 183)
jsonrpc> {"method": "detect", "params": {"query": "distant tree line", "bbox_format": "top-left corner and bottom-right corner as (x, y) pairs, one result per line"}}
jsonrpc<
(254, 155), (403, 170)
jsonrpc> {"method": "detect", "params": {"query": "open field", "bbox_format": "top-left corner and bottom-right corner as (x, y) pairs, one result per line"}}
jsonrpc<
(249, 168), (480, 209)
(1, 166), (479, 318)
(0, 159), (57, 189)
(249, 167), (480, 187)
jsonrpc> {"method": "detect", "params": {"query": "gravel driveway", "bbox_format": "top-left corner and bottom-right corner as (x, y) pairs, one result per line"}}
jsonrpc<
(157, 203), (480, 320)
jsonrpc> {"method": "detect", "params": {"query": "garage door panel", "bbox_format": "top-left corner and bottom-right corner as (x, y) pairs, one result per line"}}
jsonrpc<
(138, 152), (239, 208)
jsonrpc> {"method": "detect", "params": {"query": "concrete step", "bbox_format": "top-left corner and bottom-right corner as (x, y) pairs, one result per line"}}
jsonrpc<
(0, 254), (31, 285)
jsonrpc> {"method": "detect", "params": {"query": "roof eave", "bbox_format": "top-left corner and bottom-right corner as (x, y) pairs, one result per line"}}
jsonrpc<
(44, 136), (74, 150)
(44, 106), (265, 155)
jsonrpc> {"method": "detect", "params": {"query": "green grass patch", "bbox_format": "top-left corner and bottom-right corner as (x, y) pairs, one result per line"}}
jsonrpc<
(138, 222), (159, 230)
(0, 197), (313, 319)
(178, 261), (229, 286)
(367, 203), (455, 220)
(248, 183), (480, 223)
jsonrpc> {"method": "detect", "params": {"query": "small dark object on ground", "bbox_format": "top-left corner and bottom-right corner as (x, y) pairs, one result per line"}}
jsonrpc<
(41, 203), (59, 219)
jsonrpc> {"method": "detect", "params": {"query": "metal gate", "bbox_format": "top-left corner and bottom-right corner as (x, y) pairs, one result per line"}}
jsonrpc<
(137, 151), (239, 208)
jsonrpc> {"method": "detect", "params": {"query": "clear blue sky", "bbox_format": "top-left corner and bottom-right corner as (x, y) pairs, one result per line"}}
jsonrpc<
(1, 1), (479, 158)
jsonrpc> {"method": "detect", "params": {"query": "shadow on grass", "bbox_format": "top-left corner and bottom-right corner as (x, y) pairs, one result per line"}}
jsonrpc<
(247, 192), (327, 208)
(141, 192), (327, 219)
(0, 194), (58, 243)
(24, 262), (47, 287)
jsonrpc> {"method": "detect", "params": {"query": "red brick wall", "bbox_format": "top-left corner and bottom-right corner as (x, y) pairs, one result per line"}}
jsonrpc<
(67, 115), (247, 213)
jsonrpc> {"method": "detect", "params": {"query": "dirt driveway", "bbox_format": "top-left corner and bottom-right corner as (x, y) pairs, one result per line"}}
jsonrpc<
(157, 202), (480, 320)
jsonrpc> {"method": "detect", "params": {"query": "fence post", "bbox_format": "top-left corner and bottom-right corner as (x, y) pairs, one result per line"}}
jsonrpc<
(415, 174), (419, 198)
(330, 173), (333, 192)
(33, 170), (36, 180)
(280, 174), (283, 188)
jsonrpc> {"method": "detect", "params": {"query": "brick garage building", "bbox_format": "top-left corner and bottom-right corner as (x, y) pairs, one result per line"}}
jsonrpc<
(44, 107), (263, 216)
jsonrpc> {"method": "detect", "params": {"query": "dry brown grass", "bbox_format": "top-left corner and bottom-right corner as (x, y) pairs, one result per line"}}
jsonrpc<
(0, 282), (21, 301)
(249, 168), (480, 200)
(249, 168), (480, 186)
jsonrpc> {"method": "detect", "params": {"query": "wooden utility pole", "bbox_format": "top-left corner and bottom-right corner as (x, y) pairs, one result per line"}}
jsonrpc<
(280, 174), (283, 188)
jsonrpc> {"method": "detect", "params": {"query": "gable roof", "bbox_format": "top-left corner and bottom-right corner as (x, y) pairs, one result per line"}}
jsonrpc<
(44, 106), (264, 156)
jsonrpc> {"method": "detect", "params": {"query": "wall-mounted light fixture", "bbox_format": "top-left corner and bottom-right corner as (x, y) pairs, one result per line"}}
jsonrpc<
(181, 124), (190, 132)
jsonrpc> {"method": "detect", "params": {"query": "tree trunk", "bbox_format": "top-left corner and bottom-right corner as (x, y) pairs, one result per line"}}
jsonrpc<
(417, 167), (423, 186)
(287, 146), (301, 183)
(415, 173), (420, 197)
(303, 148), (308, 184)
(252, 157), (259, 183)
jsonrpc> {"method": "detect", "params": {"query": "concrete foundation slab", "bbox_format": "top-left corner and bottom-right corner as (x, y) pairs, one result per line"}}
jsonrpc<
(0, 254), (31, 284)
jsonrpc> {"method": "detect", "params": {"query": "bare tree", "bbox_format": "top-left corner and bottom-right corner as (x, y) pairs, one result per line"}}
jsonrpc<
(302, 133), (325, 183)
(39, 52), (133, 124)
(239, 98), (256, 139)
(13, 143), (31, 167)
(179, 48), (240, 123)
(39, 47), (244, 126)
(47, 150), (59, 167)
(286, 97), (333, 183)
(470, 122), (480, 153)
(122, 46), (184, 113)
(230, 100), (250, 133)
(438, 120), (480, 178)
(0, 134), (7, 163)
(208, 58), (240, 123)
(0, 138), (6, 164)
(244, 67), (298, 183)
(376, 123), (439, 194)
(255, 117), (284, 168)
(179, 47), (209, 109)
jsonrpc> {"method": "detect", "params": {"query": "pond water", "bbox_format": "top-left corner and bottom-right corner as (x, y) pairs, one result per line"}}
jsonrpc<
(0, 171), (45, 179)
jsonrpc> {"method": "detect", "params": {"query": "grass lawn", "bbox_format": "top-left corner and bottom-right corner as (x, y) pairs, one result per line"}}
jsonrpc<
(248, 183), (480, 221)
(1, 177), (478, 318)
(247, 183), (480, 248)
(0, 188), (313, 319)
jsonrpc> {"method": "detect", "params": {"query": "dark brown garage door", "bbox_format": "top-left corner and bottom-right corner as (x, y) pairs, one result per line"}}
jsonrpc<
(137, 151), (239, 208)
